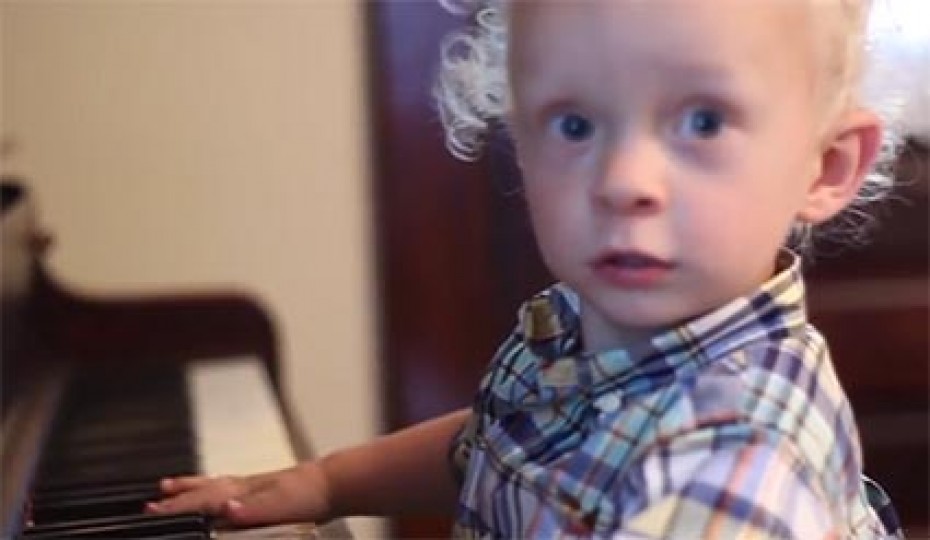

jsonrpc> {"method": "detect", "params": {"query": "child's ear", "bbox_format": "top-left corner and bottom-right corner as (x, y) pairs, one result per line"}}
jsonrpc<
(798, 109), (883, 224)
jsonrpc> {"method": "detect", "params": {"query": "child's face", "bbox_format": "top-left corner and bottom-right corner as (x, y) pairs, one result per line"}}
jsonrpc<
(508, 0), (828, 350)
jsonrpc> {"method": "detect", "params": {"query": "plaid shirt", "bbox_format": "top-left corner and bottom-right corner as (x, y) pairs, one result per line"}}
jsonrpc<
(450, 251), (901, 539)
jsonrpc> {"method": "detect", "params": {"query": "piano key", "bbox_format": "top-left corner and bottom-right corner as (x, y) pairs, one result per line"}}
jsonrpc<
(50, 419), (193, 447)
(31, 486), (165, 523)
(24, 366), (200, 532)
(39, 438), (196, 467)
(22, 357), (345, 539)
(35, 455), (197, 493)
(21, 512), (209, 539)
(186, 357), (297, 475)
(33, 480), (163, 504)
(187, 358), (352, 538)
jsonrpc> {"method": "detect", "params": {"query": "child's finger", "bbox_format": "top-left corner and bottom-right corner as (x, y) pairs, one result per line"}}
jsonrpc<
(146, 489), (228, 516)
(159, 475), (210, 494)
(148, 476), (247, 516)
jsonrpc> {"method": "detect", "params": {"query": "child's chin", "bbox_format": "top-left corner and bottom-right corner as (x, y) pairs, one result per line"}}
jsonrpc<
(593, 293), (692, 323)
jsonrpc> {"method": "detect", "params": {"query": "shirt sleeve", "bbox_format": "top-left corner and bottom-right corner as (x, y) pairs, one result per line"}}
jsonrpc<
(604, 426), (838, 539)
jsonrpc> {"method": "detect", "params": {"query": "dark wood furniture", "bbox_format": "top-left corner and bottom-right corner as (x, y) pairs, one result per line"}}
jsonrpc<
(806, 140), (929, 536)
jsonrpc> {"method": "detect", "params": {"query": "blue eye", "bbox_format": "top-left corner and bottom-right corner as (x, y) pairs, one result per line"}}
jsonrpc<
(681, 107), (725, 139)
(555, 113), (594, 142)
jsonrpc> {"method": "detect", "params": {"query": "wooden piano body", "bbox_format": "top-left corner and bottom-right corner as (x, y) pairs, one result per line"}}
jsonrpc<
(1, 180), (351, 538)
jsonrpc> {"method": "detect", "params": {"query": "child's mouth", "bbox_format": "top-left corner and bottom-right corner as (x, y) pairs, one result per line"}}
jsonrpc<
(592, 250), (675, 287)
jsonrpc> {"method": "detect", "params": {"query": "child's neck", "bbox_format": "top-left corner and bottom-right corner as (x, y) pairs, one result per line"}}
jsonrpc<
(579, 307), (667, 355)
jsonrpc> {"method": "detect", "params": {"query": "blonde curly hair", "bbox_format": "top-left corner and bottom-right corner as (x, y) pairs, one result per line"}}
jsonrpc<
(434, 0), (928, 251)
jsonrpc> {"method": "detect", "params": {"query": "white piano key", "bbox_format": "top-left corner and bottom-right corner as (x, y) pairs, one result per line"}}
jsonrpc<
(185, 357), (352, 538)
(186, 357), (297, 476)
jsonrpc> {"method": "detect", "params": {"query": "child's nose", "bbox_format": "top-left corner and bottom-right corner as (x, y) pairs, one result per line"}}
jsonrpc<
(592, 140), (667, 215)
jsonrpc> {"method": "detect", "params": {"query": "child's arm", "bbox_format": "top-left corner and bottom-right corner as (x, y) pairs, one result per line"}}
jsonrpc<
(147, 408), (470, 526)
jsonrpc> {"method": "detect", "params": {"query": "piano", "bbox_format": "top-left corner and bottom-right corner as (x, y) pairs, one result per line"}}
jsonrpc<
(1, 180), (352, 539)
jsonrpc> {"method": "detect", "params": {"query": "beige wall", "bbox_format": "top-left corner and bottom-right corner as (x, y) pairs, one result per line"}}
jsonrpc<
(2, 1), (382, 536)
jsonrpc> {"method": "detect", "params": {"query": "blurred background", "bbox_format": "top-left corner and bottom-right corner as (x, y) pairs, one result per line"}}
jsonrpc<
(2, 1), (382, 536)
(2, 1), (927, 539)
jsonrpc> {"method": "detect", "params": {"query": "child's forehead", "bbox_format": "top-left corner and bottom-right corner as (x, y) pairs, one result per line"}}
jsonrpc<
(507, 1), (821, 81)
(507, 0), (819, 39)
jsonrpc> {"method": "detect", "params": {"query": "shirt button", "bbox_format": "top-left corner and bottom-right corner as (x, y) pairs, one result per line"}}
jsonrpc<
(594, 393), (621, 413)
(732, 350), (748, 368)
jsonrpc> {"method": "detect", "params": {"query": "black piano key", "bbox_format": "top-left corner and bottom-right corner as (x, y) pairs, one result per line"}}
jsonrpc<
(54, 414), (191, 435)
(20, 512), (209, 539)
(31, 484), (164, 524)
(34, 367), (200, 489)
(35, 457), (197, 493)
(41, 438), (194, 472)
(58, 414), (190, 435)
(22, 364), (214, 537)
(33, 480), (163, 504)
(39, 439), (196, 470)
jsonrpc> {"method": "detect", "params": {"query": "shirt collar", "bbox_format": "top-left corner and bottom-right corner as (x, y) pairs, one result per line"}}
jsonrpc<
(496, 250), (808, 408)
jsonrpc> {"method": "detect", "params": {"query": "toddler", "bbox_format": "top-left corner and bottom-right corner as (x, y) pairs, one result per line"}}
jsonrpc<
(150, 0), (914, 537)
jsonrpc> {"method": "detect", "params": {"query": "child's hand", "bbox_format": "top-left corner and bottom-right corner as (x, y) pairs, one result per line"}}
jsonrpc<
(145, 462), (331, 528)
